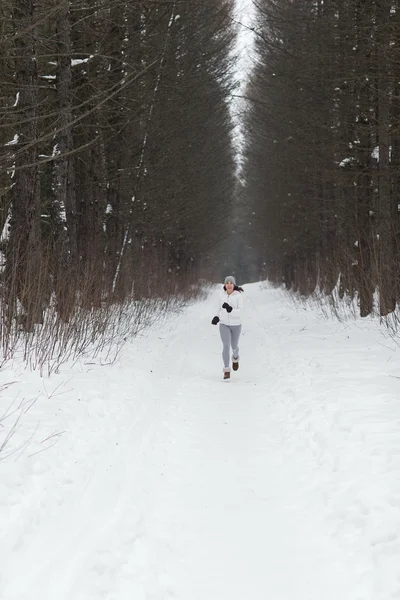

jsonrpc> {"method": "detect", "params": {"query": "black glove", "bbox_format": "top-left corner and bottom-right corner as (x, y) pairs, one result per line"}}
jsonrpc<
(211, 316), (220, 325)
(222, 302), (233, 313)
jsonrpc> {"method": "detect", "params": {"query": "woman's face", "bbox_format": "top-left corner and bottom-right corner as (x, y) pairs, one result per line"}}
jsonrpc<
(225, 281), (234, 294)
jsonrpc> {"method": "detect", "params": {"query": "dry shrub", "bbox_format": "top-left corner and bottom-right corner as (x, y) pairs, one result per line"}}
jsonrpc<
(0, 244), (206, 375)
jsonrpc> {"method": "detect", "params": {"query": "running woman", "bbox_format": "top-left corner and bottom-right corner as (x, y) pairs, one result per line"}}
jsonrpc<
(211, 275), (244, 380)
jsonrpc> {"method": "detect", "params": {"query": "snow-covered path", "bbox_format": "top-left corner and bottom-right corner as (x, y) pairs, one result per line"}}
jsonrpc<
(1, 283), (400, 600)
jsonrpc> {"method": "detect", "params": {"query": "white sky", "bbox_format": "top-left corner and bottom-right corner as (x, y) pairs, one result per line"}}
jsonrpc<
(231, 0), (255, 159)
(234, 0), (255, 80)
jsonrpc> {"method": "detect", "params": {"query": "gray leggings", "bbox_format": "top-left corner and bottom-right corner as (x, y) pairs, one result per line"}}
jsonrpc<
(219, 324), (241, 369)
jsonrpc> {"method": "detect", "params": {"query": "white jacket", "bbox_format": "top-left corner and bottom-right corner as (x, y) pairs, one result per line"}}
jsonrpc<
(217, 289), (243, 326)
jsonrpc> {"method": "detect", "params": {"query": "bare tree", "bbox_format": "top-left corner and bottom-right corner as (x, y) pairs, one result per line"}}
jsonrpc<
(243, 0), (400, 320)
(0, 0), (237, 355)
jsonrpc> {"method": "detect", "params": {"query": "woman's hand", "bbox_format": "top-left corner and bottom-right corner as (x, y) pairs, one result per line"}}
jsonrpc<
(211, 316), (220, 325)
(222, 302), (233, 313)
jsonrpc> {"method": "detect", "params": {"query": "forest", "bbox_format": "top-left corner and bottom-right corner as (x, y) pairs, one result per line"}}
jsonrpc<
(1, 0), (400, 367)
(244, 0), (400, 319)
(0, 0), (236, 366)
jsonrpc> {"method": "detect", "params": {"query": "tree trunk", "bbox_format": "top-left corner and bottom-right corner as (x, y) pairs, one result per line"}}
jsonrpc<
(6, 0), (42, 330)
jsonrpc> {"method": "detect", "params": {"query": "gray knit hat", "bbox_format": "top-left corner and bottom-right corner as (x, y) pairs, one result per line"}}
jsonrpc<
(224, 275), (236, 285)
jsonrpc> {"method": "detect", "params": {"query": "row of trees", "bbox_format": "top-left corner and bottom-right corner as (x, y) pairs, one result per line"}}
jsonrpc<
(0, 0), (237, 333)
(244, 0), (400, 317)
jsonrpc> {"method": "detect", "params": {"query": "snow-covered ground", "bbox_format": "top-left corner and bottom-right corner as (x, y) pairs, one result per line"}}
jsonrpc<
(1, 282), (400, 600)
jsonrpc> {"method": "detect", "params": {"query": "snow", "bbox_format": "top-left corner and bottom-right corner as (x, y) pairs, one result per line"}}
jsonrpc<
(1, 282), (400, 599)
(71, 58), (90, 66)
(372, 146), (393, 162)
(4, 134), (19, 146)
(0, 210), (11, 243)
(339, 156), (357, 167)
